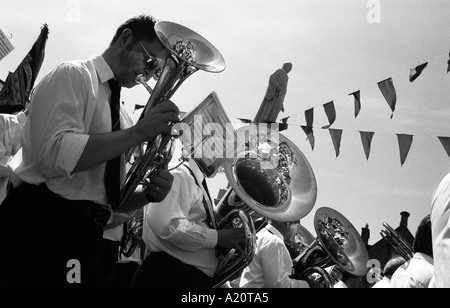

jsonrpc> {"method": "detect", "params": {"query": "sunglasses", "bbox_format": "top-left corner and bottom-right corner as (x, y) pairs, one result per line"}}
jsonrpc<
(136, 40), (159, 70)
(133, 34), (163, 80)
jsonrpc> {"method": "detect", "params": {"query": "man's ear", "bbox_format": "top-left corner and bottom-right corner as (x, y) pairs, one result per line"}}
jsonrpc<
(119, 28), (134, 47)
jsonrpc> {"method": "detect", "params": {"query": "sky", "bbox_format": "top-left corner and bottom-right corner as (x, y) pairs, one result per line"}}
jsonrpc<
(1, 0), (450, 245)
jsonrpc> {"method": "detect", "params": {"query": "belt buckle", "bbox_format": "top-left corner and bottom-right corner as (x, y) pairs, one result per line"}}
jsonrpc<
(93, 206), (111, 226)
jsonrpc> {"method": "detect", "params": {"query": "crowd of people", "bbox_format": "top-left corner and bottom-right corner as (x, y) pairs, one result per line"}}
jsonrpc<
(0, 13), (448, 289)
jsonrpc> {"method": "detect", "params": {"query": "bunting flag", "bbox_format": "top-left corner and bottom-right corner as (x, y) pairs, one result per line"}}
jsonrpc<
(409, 62), (428, 83)
(305, 108), (314, 127)
(322, 101), (336, 129)
(301, 126), (315, 150)
(329, 129), (343, 158)
(0, 24), (49, 114)
(377, 78), (397, 119)
(447, 52), (450, 73)
(438, 137), (450, 158)
(350, 91), (361, 118)
(397, 134), (413, 166)
(360, 131), (375, 160)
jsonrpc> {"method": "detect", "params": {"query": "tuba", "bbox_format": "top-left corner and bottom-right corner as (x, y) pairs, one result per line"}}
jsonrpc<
(380, 222), (414, 260)
(212, 125), (318, 287)
(291, 207), (369, 288)
(116, 20), (226, 212)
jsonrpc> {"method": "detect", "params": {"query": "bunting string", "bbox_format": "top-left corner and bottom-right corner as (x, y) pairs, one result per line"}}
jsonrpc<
(268, 51), (450, 166)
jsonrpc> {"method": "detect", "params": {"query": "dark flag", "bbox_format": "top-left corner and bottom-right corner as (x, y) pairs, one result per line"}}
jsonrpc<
(447, 52), (450, 73)
(397, 134), (413, 166)
(0, 24), (49, 113)
(305, 108), (314, 128)
(438, 137), (450, 159)
(303, 108), (315, 150)
(360, 131), (375, 160)
(349, 91), (361, 118)
(301, 126), (315, 151)
(377, 78), (397, 119)
(329, 129), (343, 159)
(409, 62), (428, 83)
(322, 101), (336, 129)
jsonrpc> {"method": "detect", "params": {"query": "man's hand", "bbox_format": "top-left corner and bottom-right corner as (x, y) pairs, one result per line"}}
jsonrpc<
(144, 168), (174, 203)
(133, 100), (180, 142)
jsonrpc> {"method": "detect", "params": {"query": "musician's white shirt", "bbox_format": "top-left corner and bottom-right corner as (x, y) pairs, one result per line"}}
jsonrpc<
(390, 253), (434, 288)
(430, 172), (450, 288)
(239, 224), (309, 288)
(142, 159), (219, 277)
(7, 55), (123, 208)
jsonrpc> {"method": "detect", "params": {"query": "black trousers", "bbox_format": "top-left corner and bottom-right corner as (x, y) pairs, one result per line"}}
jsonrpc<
(131, 251), (217, 288)
(0, 183), (103, 288)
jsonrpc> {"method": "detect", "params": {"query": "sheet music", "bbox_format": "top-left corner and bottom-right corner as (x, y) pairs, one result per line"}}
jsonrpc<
(180, 91), (236, 177)
(0, 22), (16, 61)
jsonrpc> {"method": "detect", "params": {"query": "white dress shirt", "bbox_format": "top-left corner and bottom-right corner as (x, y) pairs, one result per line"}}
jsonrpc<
(390, 253), (434, 288)
(371, 276), (392, 288)
(430, 173), (450, 288)
(0, 111), (26, 204)
(239, 224), (309, 288)
(142, 159), (219, 277)
(7, 55), (122, 208)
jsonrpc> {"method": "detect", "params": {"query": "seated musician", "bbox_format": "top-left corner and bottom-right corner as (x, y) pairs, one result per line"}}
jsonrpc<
(239, 218), (315, 288)
(131, 151), (246, 288)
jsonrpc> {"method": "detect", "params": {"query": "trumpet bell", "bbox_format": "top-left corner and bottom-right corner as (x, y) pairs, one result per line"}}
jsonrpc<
(155, 21), (226, 73)
(222, 126), (317, 222)
(314, 207), (369, 276)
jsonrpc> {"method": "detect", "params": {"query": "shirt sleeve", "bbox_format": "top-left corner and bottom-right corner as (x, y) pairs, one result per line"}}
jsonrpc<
(145, 169), (218, 251)
(260, 239), (309, 288)
(431, 180), (450, 288)
(28, 63), (90, 178)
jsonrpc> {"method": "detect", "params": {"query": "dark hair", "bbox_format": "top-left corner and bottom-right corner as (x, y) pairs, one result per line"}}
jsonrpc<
(413, 214), (433, 257)
(382, 256), (406, 277)
(110, 14), (159, 46)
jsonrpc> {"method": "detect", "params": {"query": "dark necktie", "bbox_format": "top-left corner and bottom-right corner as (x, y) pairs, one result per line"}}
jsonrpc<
(105, 78), (121, 210)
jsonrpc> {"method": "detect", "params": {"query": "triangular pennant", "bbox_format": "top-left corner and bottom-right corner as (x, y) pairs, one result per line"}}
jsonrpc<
(360, 131), (375, 160)
(350, 91), (361, 118)
(409, 62), (428, 83)
(305, 108), (314, 128)
(447, 53), (450, 73)
(377, 78), (397, 119)
(329, 129), (343, 158)
(438, 137), (450, 158)
(322, 101), (336, 129)
(0, 24), (49, 113)
(237, 118), (252, 124)
(301, 126), (315, 151)
(397, 134), (413, 166)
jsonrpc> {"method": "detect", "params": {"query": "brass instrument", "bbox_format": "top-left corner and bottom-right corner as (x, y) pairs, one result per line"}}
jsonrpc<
(117, 20), (226, 212)
(286, 224), (315, 262)
(213, 125), (318, 287)
(292, 207), (369, 288)
(380, 222), (414, 260)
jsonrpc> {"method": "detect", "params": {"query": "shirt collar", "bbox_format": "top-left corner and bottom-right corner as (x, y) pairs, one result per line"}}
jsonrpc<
(265, 224), (284, 241)
(91, 55), (115, 83)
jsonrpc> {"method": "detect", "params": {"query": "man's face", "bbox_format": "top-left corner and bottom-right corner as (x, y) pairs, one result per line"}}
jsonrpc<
(116, 39), (167, 88)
